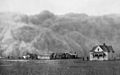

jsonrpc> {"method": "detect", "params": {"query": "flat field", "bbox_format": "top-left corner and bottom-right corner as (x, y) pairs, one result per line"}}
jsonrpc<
(0, 59), (120, 75)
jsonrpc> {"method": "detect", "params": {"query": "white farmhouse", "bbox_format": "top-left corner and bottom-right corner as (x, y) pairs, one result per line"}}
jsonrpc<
(89, 43), (114, 61)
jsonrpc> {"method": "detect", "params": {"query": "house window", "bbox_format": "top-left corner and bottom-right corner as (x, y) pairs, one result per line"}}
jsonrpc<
(98, 48), (99, 51)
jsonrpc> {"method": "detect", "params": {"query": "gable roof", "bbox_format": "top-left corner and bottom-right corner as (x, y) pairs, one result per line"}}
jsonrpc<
(99, 45), (108, 52)
(90, 43), (114, 53)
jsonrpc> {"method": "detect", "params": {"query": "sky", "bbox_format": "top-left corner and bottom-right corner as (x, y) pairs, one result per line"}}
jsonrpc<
(0, 0), (120, 15)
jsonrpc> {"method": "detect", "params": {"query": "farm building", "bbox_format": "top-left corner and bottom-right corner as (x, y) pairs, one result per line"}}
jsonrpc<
(50, 52), (78, 59)
(38, 55), (50, 60)
(89, 43), (114, 61)
(21, 53), (51, 60)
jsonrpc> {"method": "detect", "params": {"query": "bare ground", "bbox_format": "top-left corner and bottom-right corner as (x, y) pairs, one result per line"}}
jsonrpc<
(0, 59), (120, 75)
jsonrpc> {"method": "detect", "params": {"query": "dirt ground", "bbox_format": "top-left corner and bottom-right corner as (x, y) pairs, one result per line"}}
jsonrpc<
(0, 59), (120, 75)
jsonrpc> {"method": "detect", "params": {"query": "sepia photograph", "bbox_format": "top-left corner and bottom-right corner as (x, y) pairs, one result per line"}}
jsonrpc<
(0, 0), (120, 75)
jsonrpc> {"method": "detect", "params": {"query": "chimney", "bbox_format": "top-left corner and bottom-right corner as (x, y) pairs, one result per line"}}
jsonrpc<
(103, 43), (106, 46)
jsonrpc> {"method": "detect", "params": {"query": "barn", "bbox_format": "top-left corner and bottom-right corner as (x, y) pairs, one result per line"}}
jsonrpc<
(89, 43), (114, 61)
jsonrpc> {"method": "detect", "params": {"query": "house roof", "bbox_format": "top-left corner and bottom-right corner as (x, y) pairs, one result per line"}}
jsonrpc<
(90, 43), (114, 53)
